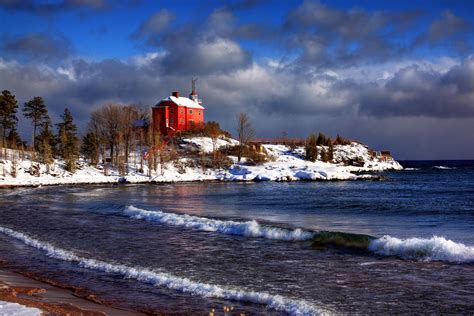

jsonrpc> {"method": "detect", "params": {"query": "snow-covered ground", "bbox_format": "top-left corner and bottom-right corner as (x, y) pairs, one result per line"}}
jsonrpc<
(181, 136), (239, 153)
(0, 138), (402, 187)
(0, 301), (42, 316)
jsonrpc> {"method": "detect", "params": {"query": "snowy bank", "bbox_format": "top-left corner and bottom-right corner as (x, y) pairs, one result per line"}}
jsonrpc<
(0, 301), (41, 316)
(0, 139), (402, 187)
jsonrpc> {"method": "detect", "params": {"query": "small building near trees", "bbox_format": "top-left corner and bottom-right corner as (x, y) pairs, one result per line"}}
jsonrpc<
(152, 80), (205, 135)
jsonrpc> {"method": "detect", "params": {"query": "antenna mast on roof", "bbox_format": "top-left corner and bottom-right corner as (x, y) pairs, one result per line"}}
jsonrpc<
(192, 77), (198, 94)
(190, 77), (201, 104)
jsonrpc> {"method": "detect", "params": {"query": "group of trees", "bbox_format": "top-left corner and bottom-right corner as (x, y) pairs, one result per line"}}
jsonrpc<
(82, 103), (150, 175)
(2, 87), (356, 177)
(0, 90), (22, 151)
(0, 90), (80, 172)
(23, 97), (80, 172)
(305, 132), (350, 163)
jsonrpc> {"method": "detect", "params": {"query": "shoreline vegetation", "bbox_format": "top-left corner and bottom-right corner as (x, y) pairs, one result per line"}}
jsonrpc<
(0, 92), (402, 188)
(0, 137), (402, 188)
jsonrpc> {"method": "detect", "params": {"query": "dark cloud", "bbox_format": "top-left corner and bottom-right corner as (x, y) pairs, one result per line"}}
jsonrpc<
(2, 32), (73, 62)
(159, 35), (251, 75)
(285, 1), (420, 40)
(358, 58), (474, 118)
(0, 0), (109, 13)
(282, 1), (422, 69)
(207, 8), (265, 40)
(1, 54), (474, 158)
(425, 10), (470, 44)
(132, 8), (253, 75)
(413, 10), (472, 54)
(131, 9), (175, 40)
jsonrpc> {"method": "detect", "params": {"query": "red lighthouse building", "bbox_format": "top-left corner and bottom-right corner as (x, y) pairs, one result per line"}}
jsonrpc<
(152, 80), (205, 135)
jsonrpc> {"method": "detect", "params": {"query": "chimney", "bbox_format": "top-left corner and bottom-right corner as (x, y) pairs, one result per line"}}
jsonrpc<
(172, 91), (180, 98)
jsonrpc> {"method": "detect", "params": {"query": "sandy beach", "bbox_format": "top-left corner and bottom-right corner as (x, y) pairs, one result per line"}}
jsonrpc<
(0, 265), (144, 315)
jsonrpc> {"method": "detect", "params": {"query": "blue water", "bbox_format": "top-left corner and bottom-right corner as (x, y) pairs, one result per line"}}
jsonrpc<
(0, 160), (473, 314)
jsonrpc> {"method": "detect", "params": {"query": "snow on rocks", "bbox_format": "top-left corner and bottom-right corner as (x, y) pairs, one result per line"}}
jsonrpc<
(0, 139), (402, 187)
(333, 142), (403, 171)
(181, 136), (239, 153)
(220, 144), (365, 182)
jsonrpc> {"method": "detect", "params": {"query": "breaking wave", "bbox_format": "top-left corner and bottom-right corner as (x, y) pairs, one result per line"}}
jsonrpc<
(312, 232), (474, 263)
(124, 205), (315, 241)
(368, 235), (474, 263)
(433, 166), (456, 170)
(311, 231), (375, 250)
(0, 226), (323, 315)
(123, 206), (474, 263)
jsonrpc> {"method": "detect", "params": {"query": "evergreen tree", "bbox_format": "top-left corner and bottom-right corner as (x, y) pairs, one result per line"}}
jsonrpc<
(316, 132), (327, 146)
(305, 133), (318, 162)
(327, 142), (334, 162)
(57, 108), (79, 172)
(320, 148), (329, 162)
(334, 134), (350, 145)
(324, 136), (332, 146)
(81, 132), (100, 165)
(36, 117), (55, 169)
(0, 90), (18, 148)
(23, 96), (48, 149)
(6, 127), (23, 148)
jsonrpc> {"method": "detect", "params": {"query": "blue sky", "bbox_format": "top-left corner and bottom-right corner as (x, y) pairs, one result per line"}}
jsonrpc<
(2, 0), (473, 61)
(1, 0), (474, 159)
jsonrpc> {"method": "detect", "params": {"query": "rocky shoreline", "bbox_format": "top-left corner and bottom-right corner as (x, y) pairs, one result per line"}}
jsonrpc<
(1, 141), (402, 188)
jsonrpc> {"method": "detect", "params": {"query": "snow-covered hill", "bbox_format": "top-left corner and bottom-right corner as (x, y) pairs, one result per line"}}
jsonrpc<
(0, 138), (402, 187)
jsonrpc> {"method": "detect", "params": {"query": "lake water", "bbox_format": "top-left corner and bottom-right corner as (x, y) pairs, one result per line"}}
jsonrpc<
(0, 161), (473, 314)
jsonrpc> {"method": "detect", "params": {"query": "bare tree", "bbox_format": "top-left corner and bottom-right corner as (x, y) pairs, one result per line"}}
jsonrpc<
(89, 104), (122, 165)
(204, 121), (222, 155)
(121, 105), (139, 165)
(236, 113), (255, 163)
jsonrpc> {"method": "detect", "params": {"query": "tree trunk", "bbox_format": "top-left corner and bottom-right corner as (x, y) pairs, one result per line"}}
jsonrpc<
(1, 126), (6, 157)
(32, 121), (37, 150)
(1, 127), (5, 159)
(125, 138), (130, 164)
(109, 142), (114, 165)
(238, 144), (243, 163)
(1, 124), (6, 148)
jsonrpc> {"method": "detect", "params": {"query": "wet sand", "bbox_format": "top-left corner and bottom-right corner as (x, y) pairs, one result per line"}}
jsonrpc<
(0, 268), (145, 315)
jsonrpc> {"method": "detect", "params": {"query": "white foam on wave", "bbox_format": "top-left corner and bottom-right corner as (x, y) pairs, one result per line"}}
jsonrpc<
(124, 205), (315, 241)
(369, 235), (474, 263)
(0, 226), (324, 315)
(433, 166), (456, 170)
(404, 168), (420, 171)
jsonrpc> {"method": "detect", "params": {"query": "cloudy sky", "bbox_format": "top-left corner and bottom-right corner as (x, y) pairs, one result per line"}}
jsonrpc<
(1, 0), (473, 159)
